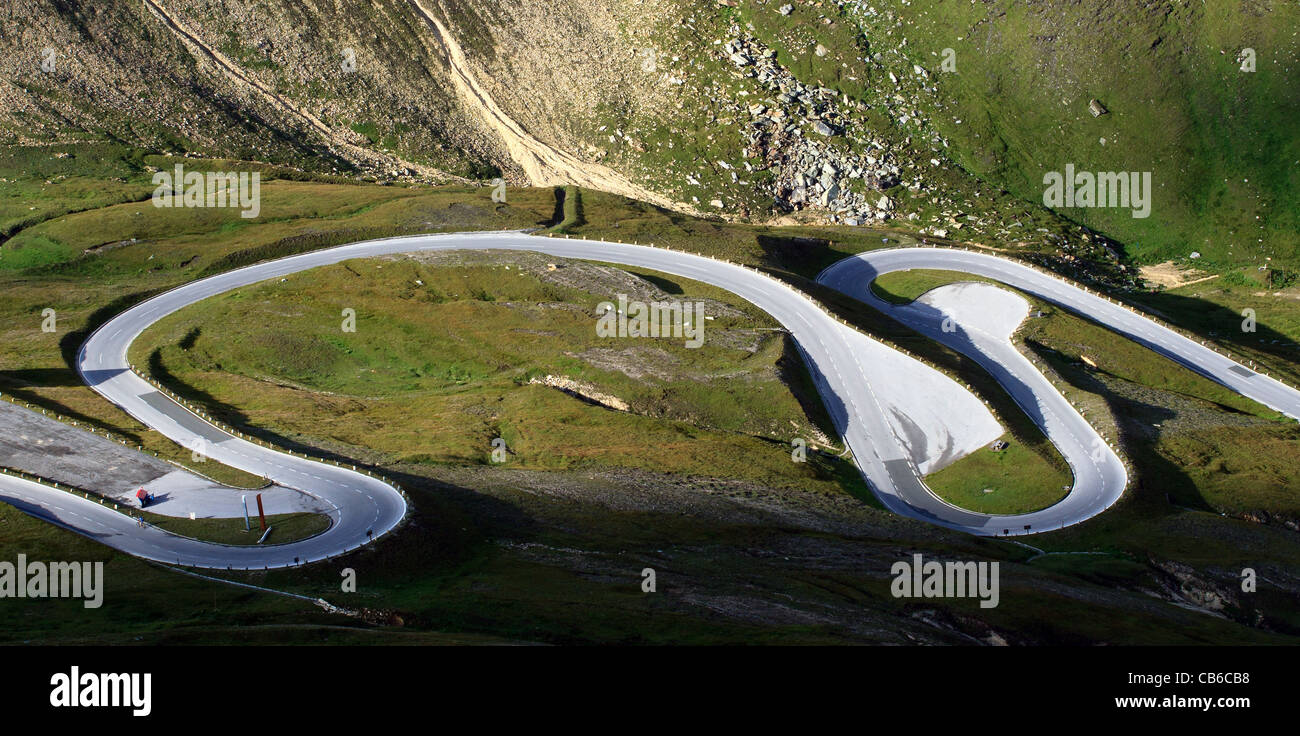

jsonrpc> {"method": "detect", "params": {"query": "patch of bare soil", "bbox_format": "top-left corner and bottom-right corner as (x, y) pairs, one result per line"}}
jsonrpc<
(391, 250), (751, 322)
(1140, 260), (1218, 289)
(142, 0), (464, 181)
(570, 345), (680, 381)
(411, 1), (697, 214)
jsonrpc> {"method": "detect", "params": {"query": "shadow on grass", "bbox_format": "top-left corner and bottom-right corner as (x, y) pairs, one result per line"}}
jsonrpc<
(545, 186), (565, 228)
(1028, 340), (1209, 515)
(59, 288), (164, 373)
(757, 234), (839, 277)
(0, 369), (139, 438)
(635, 271), (684, 295)
(1129, 289), (1300, 380)
(143, 348), (543, 538)
(0, 368), (82, 387)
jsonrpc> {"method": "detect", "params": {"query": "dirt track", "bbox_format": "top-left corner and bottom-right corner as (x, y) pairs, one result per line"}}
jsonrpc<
(413, 0), (697, 213)
(142, 0), (467, 182)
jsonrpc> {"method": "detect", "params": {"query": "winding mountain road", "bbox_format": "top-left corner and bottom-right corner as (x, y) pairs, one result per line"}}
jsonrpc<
(3, 232), (1296, 568)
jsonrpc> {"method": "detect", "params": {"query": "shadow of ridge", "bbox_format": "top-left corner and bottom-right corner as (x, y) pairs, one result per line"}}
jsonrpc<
(1129, 289), (1300, 381)
(569, 187), (586, 227)
(239, 465), (554, 631)
(757, 234), (839, 276)
(633, 271), (684, 295)
(0, 368), (83, 388)
(147, 348), (254, 431)
(141, 348), (545, 540)
(544, 186), (565, 228)
(0, 494), (115, 541)
(1026, 339), (1207, 515)
(60, 287), (165, 374)
(0, 377), (127, 435)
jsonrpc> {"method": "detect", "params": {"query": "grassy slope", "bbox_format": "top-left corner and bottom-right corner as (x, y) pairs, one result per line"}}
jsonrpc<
(0, 500), (527, 644)
(127, 253), (864, 497)
(863, 0), (1300, 270)
(5, 152), (1300, 643)
(233, 462), (1300, 645)
(0, 502), (316, 644)
(140, 510), (330, 546)
(0, 144), (156, 243)
(0, 160), (558, 504)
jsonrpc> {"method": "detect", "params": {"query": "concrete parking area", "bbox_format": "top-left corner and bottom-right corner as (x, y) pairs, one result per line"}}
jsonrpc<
(0, 399), (331, 518)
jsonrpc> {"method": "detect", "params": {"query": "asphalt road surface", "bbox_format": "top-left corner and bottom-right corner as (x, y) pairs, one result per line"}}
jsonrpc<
(4, 232), (1295, 567)
(819, 247), (1300, 532)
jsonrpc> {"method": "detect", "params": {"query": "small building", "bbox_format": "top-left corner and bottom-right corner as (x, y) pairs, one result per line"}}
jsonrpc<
(1088, 99), (1108, 117)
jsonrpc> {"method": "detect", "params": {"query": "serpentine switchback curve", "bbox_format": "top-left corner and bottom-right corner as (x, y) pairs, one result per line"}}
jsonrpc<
(4, 231), (1298, 568)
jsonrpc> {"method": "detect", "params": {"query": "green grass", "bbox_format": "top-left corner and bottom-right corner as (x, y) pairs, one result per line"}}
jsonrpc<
(138, 510), (331, 546)
(871, 268), (1300, 518)
(2, 179), (423, 272)
(853, 0), (1300, 270)
(870, 269), (998, 305)
(349, 121), (381, 144)
(926, 435), (1070, 515)
(219, 33), (280, 71)
(7, 152), (1300, 644)
(127, 251), (864, 496)
(0, 143), (155, 243)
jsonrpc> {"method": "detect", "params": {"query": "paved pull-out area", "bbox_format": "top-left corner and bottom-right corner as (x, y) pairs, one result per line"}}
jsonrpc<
(0, 400), (331, 518)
